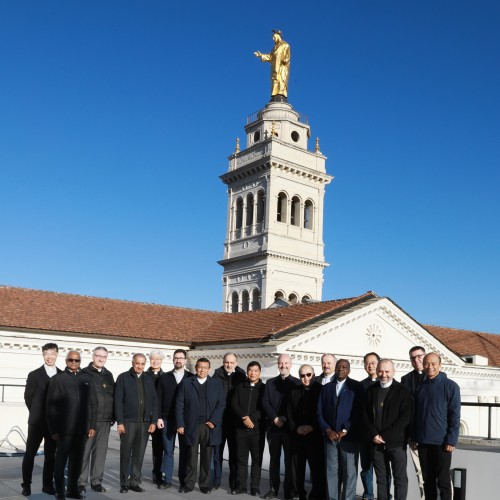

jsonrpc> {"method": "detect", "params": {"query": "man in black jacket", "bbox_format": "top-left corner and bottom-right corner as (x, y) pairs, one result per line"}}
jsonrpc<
(78, 346), (114, 494)
(146, 350), (165, 487)
(400, 345), (426, 499)
(286, 364), (325, 500)
(363, 359), (412, 500)
(114, 353), (158, 493)
(21, 342), (62, 497)
(262, 353), (300, 500)
(46, 351), (97, 500)
(157, 348), (194, 489)
(212, 353), (246, 490)
(231, 361), (266, 496)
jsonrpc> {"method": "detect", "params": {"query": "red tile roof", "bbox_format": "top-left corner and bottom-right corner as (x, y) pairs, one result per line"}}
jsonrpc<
(425, 325), (500, 367)
(0, 286), (377, 345)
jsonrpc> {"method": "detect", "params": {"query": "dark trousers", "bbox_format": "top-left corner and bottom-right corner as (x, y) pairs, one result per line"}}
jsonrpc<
(78, 421), (111, 488)
(267, 428), (293, 497)
(213, 417), (238, 488)
(119, 422), (150, 488)
(54, 434), (86, 496)
(185, 423), (213, 490)
(372, 445), (408, 500)
(151, 426), (164, 482)
(418, 444), (452, 500)
(291, 432), (326, 500)
(235, 428), (265, 491)
(22, 423), (57, 488)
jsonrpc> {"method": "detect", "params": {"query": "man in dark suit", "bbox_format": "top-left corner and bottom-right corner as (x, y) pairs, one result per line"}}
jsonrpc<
(401, 345), (426, 499)
(176, 357), (225, 494)
(212, 353), (246, 490)
(157, 349), (194, 489)
(317, 359), (364, 500)
(21, 342), (62, 497)
(115, 353), (158, 493)
(363, 359), (412, 500)
(46, 350), (97, 500)
(262, 353), (300, 500)
(286, 364), (325, 500)
(315, 353), (336, 386)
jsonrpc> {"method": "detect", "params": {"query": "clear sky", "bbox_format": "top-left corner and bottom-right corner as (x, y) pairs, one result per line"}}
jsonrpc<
(1, 1), (499, 333)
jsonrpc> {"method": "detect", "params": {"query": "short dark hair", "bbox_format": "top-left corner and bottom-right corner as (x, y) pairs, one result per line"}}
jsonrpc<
(247, 361), (261, 371)
(336, 358), (350, 369)
(132, 353), (146, 362)
(196, 357), (210, 368)
(42, 343), (58, 352)
(363, 352), (380, 363)
(409, 346), (426, 356)
(173, 349), (188, 358)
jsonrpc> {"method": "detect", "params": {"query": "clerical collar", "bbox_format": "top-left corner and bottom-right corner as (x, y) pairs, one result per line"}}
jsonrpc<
(380, 380), (393, 389)
(44, 365), (57, 377)
(197, 377), (208, 384)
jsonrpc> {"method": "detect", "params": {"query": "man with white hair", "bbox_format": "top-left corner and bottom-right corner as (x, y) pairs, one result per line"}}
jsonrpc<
(363, 359), (411, 500)
(262, 354), (300, 500)
(315, 353), (337, 385)
(146, 350), (165, 486)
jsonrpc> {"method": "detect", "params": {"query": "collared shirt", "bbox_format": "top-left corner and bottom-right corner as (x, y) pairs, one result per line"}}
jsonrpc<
(380, 380), (393, 389)
(174, 369), (185, 384)
(44, 365), (57, 377)
(197, 377), (208, 385)
(321, 374), (334, 385)
(336, 378), (346, 395)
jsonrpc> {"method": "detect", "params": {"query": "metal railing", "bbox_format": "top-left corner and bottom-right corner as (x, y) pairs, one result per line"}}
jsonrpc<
(461, 402), (500, 440)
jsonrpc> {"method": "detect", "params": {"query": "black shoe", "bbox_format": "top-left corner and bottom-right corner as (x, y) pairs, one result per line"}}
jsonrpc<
(232, 488), (247, 495)
(21, 485), (31, 497)
(120, 487), (129, 494)
(200, 487), (212, 494)
(42, 485), (56, 495)
(251, 489), (260, 497)
(129, 486), (145, 493)
(67, 493), (85, 499)
(179, 487), (193, 493)
(264, 491), (278, 500)
(158, 482), (171, 490)
(78, 486), (86, 495)
(55, 495), (65, 500)
(91, 485), (106, 493)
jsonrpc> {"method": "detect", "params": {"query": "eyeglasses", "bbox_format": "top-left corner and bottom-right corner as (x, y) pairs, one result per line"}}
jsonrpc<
(67, 358), (81, 363)
(410, 354), (424, 360)
(300, 373), (313, 378)
(93, 354), (107, 359)
(173, 357), (186, 361)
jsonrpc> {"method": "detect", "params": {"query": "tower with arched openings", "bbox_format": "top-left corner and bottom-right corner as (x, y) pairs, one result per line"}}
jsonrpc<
(219, 99), (333, 312)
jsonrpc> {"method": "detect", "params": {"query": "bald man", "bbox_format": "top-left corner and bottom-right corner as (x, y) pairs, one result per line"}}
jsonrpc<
(262, 354), (300, 499)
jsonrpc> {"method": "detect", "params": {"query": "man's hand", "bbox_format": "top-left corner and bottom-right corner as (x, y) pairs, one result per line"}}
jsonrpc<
(337, 430), (347, 441)
(206, 421), (215, 429)
(297, 425), (313, 436)
(372, 434), (385, 445)
(157, 418), (164, 429)
(177, 427), (185, 435)
(88, 429), (96, 438)
(273, 416), (284, 428)
(410, 441), (418, 451)
(326, 428), (338, 442)
(242, 416), (254, 429)
(148, 423), (156, 433)
(444, 444), (455, 452)
(117, 424), (126, 435)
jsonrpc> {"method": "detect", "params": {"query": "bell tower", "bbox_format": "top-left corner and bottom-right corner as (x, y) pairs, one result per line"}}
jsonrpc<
(219, 100), (333, 312)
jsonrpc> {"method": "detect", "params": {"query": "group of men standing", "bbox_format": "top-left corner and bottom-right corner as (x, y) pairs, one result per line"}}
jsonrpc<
(22, 343), (460, 500)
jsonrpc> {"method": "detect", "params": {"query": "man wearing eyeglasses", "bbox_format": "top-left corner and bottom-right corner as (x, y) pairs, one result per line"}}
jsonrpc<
(157, 349), (194, 489)
(46, 351), (97, 500)
(401, 346), (426, 499)
(78, 347), (114, 494)
(286, 365), (325, 500)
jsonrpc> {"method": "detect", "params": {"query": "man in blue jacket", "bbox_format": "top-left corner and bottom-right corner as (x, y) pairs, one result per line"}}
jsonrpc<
(176, 357), (225, 494)
(317, 359), (364, 500)
(411, 352), (460, 500)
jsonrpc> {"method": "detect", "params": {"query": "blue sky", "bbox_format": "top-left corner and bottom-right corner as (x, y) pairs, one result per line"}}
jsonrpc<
(1, 1), (499, 333)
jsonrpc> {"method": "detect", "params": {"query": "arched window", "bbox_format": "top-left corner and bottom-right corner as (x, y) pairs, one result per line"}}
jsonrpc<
(251, 289), (261, 310)
(256, 191), (265, 223)
(274, 290), (285, 301)
(235, 198), (243, 230)
(277, 192), (287, 223)
(304, 199), (313, 229)
(246, 193), (254, 226)
(241, 290), (250, 312)
(290, 196), (300, 226)
(231, 292), (239, 313)
(288, 293), (298, 304)
(301, 295), (312, 304)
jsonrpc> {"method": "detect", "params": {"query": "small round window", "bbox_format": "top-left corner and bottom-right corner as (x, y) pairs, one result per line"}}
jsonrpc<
(291, 131), (300, 142)
(254, 130), (261, 142)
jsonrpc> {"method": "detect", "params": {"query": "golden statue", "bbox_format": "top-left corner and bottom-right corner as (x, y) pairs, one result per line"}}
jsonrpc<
(254, 30), (290, 99)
